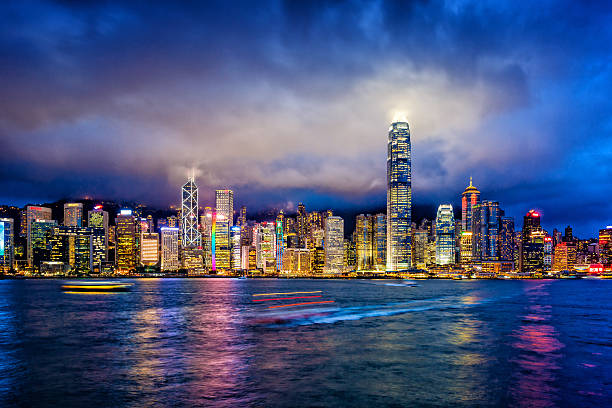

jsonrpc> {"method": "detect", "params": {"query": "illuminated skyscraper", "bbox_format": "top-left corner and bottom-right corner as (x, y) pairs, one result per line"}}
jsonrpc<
(435, 204), (455, 265)
(26, 205), (52, 264)
(160, 227), (179, 271)
(276, 211), (285, 271)
(231, 226), (241, 270)
(63, 203), (83, 227)
(31, 219), (57, 269)
(461, 177), (481, 232)
(116, 210), (137, 273)
(88, 205), (109, 261)
(140, 233), (159, 266)
(499, 216), (515, 263)
(472, 201), (501, 261)
(297, 203), (307, 248)
(213, 211), (231, 271)
(387, 121), (411, 271)
(460, 231), (473, 264)
(355, 214), (373, 270)
(324, 216), (344, 273)
(0, 218), (15, 273)
(599, 226), (612, 264)
(200, 207), (213, 269)
(520, 210), (544, 273)
(255, 222), (276, 273)
(373, 214), (386, 271)
(181, 177), (201, 248)
(215, 190), (234, 227)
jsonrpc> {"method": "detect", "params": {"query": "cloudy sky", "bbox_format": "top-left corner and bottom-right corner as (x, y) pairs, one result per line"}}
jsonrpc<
(1, 0), (611, 235)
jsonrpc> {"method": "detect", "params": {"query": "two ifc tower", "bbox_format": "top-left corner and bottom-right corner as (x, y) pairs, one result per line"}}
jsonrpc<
(178, 119), (415, 273)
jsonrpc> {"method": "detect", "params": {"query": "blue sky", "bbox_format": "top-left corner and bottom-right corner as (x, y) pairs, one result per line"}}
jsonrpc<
(1, 1), (611, 236)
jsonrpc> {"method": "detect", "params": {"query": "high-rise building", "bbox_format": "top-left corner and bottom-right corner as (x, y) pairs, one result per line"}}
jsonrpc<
(324, 216), (344, 273)
(599, 226), (612, 264)
(63, 203), (83, 227)
(461, 177), (480, 232)
(140, 233), (159, 266)
(373, 214), (386, 270)
(26, 205), (53, 264)
(213, 211), (231, 271)
(49, 226), (102, 273)
(435, 204), (455, 265)
(412, 229), (429, 267)
(520, 210), (543, 272)
(181, 177), (201, 248)
(231, 226), (241, 270)
(255, 222), (276, 273)
(160, 227), (179, 271)
(215, 190), (234, 227)
(0, 218), (15, 273)
(387, 121), (412, 271)
(276, 211), (284, 271)
(472, 201), (501, 261)
(282, 248), (311, 273)
(297, 203), (307, 248)
(460, 231), (473, 264)
(355, 214), (374, 270)
(552, 242), (577, 271)
(116, 210), (137, 273)
(88, 205), (109, 261)
(31, 219), (57, 269)
(200, 207), (213, 270)
(499, 217), (515, 263)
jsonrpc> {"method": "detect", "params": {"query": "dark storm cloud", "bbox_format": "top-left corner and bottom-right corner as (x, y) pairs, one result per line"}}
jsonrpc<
(1, 0), (612, 235)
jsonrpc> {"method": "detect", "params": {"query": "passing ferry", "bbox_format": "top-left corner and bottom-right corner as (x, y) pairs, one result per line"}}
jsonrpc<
(62, 281), (133, 293)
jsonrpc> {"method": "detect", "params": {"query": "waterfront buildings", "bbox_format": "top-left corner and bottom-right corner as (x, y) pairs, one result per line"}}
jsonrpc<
(324, 216), (344, 273)
(160, 227), (179, 271)
(216, 189), (234, 227)
(386, 120), (412, 271)
(26, 205), (52, 264)
(255, 222), (276, 273)
(140, 233), (159, 266)
(0, 218), (14, 273)
(435, 204), (455, 265)
(115, 210), (137, 273)
(472, 200), (501, 261)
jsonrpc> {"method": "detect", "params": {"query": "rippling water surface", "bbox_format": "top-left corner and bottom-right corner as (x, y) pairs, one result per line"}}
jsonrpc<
(0, 279), (610, 407)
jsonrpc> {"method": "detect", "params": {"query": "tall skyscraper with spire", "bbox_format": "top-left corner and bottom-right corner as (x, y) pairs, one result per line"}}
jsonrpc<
(461, 177), (480, 232)
(181, 176), (201, 248)
(386, 120), (412, 271)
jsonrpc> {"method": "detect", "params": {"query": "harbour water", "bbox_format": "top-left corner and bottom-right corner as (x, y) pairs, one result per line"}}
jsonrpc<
(0, 279), (610, 407)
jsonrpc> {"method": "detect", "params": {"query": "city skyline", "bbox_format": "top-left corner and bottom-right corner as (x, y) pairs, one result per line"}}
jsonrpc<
(2, 1), (612, 237)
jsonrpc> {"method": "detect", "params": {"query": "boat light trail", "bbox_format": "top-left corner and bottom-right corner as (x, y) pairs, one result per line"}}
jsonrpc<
(253, 291), (322, 297)
(253, 295), (322, 302)
(267, 301), (335, 309)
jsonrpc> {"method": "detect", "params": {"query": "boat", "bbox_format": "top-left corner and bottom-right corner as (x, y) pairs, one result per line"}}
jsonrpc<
(62, 281), (133, 293)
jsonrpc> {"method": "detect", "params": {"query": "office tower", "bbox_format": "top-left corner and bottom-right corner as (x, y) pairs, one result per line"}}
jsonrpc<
(31, 219), (57, 269)
(0, 218), (15, 273)
(282, 248), (311, 273)
(461, 177), (481, 232)
(116, 210), (137, 273)
(255, 222), (276, 273)
(201, 207), (213, 269)
(213, 211), (231, 271)
(313, 246), (326, 273)
(140, 233), (159, 266)
(355, 214), (374, 270)
(231, 226), (241, 270)
(563, 225), (574, 242)
(238, 206), (247, 227)
(544, 235), (553, 270)
(460, 231), (473, 264)
(160, 227), (179, 271)
(412, 229), (428, 267)
(373, 214), (386, 270)
(240, 246), (250, 270)
(19, 209), (27, 238)
(520, 210), (543, 272)
(297, 203), (307, 247)
(63, 203), (83, 227)
(599, 226), (612, 264)
(324, 216), (344, 273)
(88, 205), (109, 261)
(181, 247), (203, 270)
(387, 120), (412, 271)
(215, 189), (234, 227)
(181, 177), (201, 248)
(552, 242), (577, 271)
(435, 204), (455, 265)
(26, 205), (53, 263)
(276, 211), (284, 271)
(499, 217), (515, 262)
(49, 226), (99, 273)
(472, 201), (501, 261)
